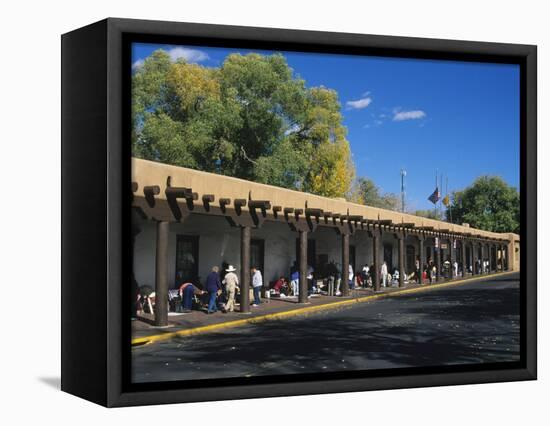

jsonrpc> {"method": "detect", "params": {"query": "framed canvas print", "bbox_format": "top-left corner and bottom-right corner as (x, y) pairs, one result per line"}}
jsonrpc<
(61, 18), (537, 407)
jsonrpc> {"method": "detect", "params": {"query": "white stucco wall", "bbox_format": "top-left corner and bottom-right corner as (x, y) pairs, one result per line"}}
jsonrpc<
(133, 214), (440, 289)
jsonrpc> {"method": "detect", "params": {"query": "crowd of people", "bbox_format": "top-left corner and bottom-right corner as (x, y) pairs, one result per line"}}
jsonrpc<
(135, 254), (499, 316)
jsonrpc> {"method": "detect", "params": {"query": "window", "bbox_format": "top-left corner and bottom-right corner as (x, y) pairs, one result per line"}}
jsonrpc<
(251, 239), (265, 274)
(406, 245), (416, 273)
(175, 235), (199, 287)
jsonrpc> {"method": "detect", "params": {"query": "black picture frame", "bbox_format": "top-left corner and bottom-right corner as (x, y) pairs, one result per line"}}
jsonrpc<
(61, 17), (537, 407)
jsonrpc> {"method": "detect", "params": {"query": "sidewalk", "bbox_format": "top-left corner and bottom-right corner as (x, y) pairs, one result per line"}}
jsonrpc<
(132, 271), (513, 346)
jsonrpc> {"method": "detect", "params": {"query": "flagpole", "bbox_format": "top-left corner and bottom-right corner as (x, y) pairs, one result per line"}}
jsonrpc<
(439, 173), (443, 220)
(434, 169), (437, 219)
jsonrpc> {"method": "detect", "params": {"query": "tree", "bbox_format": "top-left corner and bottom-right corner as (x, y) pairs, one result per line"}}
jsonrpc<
(414, 209), (440, 220)
(352, 177), (401, 211)
(132, 50), (355, 198)
(445, 176), (519, 233)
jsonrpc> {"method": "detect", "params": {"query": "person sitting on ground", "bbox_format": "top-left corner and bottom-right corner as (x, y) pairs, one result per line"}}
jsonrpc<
(393, 269), (400, 285)
(272, 276), (288, 295)
(361, 264), (369, 284)
(355, 271), (364, 288)
(307, 272), (316, 296)
(178, 282), (205, 313)
(137, 285), (154, 314)
(251, 266), (263, 306)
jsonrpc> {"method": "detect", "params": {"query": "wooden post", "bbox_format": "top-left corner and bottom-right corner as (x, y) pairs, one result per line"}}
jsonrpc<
(398, 235), (405, 288)
(450, 237), (456, 278)
(373, 232), (380, 292)
(240, 226), (251, 313)
(435, 236), (441, 282)
(418, 236), (425, 284)
(154, 221), (169, 327)
(461, 240), (467, 276)
(341, 233), (350, 296)
(472, 241), (477, 275)
(299, 230), (308, 303)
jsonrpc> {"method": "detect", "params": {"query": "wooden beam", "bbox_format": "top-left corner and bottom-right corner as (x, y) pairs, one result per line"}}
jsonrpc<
(248, 200), (271, 210)
(305, 208), (323, 217)
(143, 185), (160, 196)
(234, 199), (247, 215)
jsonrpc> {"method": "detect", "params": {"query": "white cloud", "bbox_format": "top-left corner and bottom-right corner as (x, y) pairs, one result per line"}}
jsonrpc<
(346, 97), (373, 110)
(167, 47), (209, 63)
(132, 47), (209, 72)
(393, 110), (426, 121)
(132, 59), (144, 70)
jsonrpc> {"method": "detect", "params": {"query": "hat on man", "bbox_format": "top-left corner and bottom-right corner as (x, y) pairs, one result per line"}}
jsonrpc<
(226, 265), (237, 272)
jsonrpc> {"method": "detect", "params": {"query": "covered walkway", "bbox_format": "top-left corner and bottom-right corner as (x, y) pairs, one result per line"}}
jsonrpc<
(131, 158), (521, 328)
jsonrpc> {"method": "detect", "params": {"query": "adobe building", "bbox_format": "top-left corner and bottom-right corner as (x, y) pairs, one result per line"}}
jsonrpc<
(131, 158), (520, 326)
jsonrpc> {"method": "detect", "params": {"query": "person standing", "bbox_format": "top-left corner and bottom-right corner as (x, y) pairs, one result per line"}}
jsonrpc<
(381, 261), (388, 288)
(290, 269), (300, 296)
(348, 264), (354, 290)
(205, 266), (221, 314)
(361, 264), (369, 285)
(222, 265), (239, 313)
(251, 267), (263, 306)
(430, 262), (437, 283)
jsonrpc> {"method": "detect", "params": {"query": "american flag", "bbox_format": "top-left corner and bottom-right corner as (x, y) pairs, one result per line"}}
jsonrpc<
(428, 187), (441, 204)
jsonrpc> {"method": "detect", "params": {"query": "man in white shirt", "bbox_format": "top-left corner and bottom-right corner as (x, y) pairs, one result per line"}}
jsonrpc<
(251, 267), (263, 307)
(381, 261), (388, 288)
(222, 265), (239, 312)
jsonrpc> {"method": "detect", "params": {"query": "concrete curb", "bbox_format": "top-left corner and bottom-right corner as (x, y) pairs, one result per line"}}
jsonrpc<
(132, 270), (518, 347)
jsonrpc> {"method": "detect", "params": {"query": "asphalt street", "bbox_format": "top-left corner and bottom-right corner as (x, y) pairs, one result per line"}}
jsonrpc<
(132, 272), (520, 383)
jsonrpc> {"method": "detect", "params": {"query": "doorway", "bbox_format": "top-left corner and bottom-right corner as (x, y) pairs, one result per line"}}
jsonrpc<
(251, 239), (265, 275)
(383, 243), (393, 270)
(406, 245), (415, 273)
(175, 235), (199, 287)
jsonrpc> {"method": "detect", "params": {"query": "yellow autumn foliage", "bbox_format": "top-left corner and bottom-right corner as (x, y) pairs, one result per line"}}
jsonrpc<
(166, 62), (220, 113)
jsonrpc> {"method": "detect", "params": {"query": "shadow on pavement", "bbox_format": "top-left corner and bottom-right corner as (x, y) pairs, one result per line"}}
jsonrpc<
(132, 284), (520, 382)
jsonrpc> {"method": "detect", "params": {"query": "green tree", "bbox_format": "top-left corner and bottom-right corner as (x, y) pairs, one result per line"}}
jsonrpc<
(132, 50), (354, 198)
(446, 176), (519, 233)
(414, 209), (440, 220)
(352, 177), (401, 210)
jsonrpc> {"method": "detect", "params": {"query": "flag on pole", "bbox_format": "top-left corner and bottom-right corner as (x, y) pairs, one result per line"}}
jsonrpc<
(428, 187), (441, 204)
(442, 194), (450, 206)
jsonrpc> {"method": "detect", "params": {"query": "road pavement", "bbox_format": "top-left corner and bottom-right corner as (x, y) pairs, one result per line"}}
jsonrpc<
(132, 272), (520, 383)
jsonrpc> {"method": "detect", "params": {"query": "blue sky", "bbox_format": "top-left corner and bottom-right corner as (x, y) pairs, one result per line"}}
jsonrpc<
(132, 43), (520, 211)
